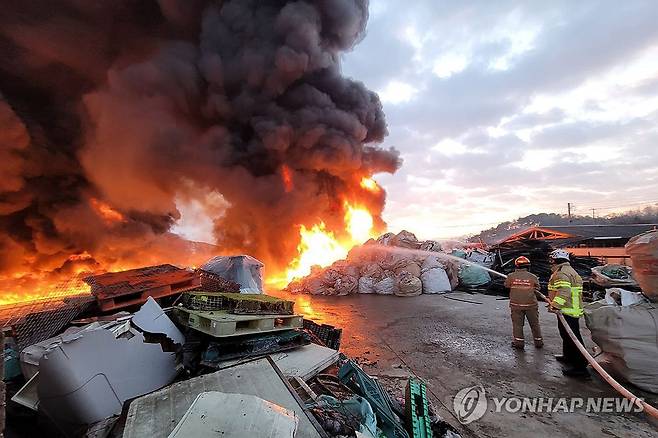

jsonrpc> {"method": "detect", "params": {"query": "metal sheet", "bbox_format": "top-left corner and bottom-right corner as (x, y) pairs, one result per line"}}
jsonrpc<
(11, 372), (39, 411)
(270, 344), (339, 381)
(123, 357), (322, 438)
(212, 343), (339, 381)
(168, 392), (297, 438)
(38, 328), (178, 434)
(132, 297), (184, 344)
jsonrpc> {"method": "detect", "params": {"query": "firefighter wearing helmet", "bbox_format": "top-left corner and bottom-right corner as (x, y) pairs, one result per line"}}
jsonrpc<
(547, 249), (589, 378)
(504, 256), (543, 350)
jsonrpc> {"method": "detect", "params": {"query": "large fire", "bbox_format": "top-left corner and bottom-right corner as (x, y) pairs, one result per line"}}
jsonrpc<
(277, 202), (379, 286)
(1, 2), (400, 306)
(0, 276), (92, 307)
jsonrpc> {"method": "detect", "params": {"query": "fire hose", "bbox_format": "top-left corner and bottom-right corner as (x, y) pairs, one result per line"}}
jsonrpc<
(390, 248), (658, 418)
(498, 270), (658, 419)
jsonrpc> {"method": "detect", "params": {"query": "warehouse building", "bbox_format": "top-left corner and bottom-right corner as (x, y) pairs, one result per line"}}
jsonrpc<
(500, 224), (658, 263)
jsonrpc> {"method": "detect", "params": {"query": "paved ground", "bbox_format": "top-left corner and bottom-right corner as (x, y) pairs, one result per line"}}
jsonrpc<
(273, 290), (658, 437)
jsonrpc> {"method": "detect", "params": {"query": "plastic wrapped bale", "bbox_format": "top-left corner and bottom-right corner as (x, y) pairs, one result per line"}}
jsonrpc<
(305, 274), (328, 295)
(201, 255), (264, 294)
(585, 300), (658, 393)
(625, 231), (658, 301)
(420, 262), (451, 294)
(358, 277), (376, 294)
(358, 263), (384, 294)
(380, 253), (411, 272)
(420, 240), (442, 252)
(376, 232), (396, 246)
(374, 272), (399, 295)
(390, 230), (419, 249)
(360, 263), (384, 280)
(334, 275), (358, 296)
(396, 271), (422, 297)
(458, 265), (491, 288)
(321, 269), (342, 287)
(392, 259), (421, 278)
(332, 260), (360, 278)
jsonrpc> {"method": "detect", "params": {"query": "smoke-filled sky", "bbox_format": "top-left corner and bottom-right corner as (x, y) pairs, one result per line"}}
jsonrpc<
(0, 0), (401, 289)
(339, 0), (658, 239)
(3, 0), (658, 292)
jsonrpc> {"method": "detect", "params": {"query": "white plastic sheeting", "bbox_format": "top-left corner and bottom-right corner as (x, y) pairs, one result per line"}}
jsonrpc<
(420, 256), (451, 294)
(585, 300), (658, 393)
(201, 255), (264, 294)
(374, 276), (398, 295)
(358, 277), (376, 294)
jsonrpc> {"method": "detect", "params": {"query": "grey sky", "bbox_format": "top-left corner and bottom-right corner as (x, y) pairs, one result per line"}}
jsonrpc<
(341, 0), (658, 238)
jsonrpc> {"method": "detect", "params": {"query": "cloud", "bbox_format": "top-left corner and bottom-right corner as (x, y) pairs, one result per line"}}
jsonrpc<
(343, 0), (658, 238)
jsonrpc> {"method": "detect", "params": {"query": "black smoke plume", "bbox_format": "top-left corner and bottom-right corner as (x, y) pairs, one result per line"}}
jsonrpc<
(0, 0), (400, 295)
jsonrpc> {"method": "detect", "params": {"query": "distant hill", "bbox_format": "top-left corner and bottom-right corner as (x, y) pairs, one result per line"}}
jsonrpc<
(471, 206), (658, 245)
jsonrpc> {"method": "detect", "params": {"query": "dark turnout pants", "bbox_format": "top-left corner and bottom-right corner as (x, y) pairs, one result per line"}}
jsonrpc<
(558, 315), (588, 370)
(511, 307), (543, 347)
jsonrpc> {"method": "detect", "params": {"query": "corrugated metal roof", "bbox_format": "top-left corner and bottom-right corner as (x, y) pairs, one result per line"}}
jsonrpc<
(538, 224), (658, 239)
(500, 224), (658, 246)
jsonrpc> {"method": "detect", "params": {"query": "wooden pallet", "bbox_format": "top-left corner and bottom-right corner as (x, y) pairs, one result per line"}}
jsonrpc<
(181, 291), (294, 314)
(86, 265), (201, 312)
(173, 308), (303, 337)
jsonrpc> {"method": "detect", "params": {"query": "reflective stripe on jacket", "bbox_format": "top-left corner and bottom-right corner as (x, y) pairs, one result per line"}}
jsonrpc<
(504, 269), (540, 308)
(548, 262), (584, 317)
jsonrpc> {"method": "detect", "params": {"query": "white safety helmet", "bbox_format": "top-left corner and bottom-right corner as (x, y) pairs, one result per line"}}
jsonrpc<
(549, 249), (570, 261)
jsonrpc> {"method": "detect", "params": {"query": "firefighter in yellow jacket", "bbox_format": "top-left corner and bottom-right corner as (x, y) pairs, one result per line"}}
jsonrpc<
(547, 249), (589, 378)
(504, 256), (543, 350)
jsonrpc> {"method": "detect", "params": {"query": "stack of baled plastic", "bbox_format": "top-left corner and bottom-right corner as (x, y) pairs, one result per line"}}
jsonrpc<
(288, 230), (456, 297)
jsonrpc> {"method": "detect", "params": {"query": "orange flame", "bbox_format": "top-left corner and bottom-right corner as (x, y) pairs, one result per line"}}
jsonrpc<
(68, 251), (93, 262)
(90, 198), (125, 223)
(360, 176), (381, 193)
(272, 202), (378, 286)
(0, 277), (92, 306)
(281, 165), (293, 193)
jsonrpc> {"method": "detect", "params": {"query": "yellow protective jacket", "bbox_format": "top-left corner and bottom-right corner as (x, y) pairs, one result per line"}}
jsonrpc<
(548, 262), (584, 317)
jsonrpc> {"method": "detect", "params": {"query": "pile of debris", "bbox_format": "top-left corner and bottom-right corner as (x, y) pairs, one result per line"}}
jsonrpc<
(590, 264), (638, 290)
(2, 254), (460, 438)
(288, 230), (494, 296)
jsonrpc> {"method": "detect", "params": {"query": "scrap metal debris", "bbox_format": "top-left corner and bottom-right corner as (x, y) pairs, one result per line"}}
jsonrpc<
(169, 392), (299, 438)
(4, 256), (466, 438)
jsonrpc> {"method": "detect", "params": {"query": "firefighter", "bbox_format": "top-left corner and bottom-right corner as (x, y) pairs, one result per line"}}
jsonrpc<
(547, 249), (589, 378)
(504, 256), (543, 350)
